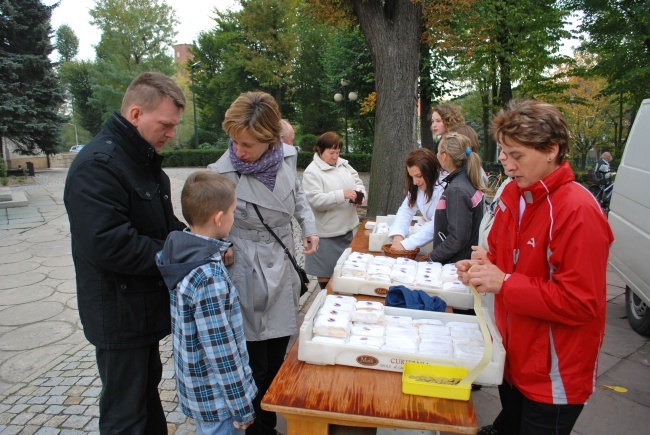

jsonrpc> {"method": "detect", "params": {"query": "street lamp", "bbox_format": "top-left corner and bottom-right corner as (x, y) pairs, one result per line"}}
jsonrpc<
(191, 61), (201, 149)
(334, 78), (358, 153)
(67, 123), (78, 145)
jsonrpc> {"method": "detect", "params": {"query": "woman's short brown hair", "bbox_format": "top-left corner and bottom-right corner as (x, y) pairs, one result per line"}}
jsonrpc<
(181, 171), (236, 227)
(449, 124), (480, 153)
(315, 132), (343, 154)
(222, 92), (282, 148)
(491, 99), (569, 163)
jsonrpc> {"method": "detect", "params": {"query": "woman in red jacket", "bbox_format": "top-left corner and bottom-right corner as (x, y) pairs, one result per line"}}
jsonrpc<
(457, 100), (613, 435)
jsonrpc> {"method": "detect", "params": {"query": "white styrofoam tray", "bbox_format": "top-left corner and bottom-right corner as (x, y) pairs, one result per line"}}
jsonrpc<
(331, 248), (475, 309)
(368, 215), (433, 254)
(298, 290), (505, 386)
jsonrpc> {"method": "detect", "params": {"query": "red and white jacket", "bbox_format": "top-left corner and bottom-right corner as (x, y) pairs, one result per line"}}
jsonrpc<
(487, 162), (614, 405)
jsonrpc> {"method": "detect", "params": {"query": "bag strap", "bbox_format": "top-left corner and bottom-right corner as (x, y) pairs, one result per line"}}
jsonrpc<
(252, 204), (302, 273)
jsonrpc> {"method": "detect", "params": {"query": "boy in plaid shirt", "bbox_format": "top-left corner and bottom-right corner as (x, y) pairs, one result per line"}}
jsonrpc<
(157, 171), (256, 434)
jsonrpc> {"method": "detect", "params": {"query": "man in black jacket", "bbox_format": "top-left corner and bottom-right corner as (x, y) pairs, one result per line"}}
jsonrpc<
(64, 72), (186, 434)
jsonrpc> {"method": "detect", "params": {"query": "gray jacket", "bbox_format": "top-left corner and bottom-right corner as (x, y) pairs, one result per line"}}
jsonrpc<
(208, 145), (317, 341)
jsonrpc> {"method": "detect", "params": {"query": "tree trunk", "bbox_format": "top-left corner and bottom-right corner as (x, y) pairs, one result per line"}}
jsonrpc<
(352, 0), (422, 217)
(419, 42), (434, 151)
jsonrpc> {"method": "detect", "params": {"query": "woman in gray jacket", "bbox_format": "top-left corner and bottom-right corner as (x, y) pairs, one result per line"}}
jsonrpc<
(208, 92), (319, 435)
(302, 132), (366, 288)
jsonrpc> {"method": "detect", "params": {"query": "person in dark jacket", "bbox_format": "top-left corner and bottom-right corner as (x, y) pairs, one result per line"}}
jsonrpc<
(430, 132), (488, 264)
(64, 72), (187, 434)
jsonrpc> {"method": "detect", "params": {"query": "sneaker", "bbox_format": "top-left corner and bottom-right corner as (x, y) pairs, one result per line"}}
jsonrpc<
(477, 425), (500, 435)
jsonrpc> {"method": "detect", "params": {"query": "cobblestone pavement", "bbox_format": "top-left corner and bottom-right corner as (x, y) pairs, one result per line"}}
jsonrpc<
(0, 168), (346, 434)
(2, 168), (648, 435)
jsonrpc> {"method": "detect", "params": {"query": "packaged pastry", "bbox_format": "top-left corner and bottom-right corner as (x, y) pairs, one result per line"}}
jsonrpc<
(385, 325), (420, 337)
(318, 306), (354, 321)
(369, 256), (396, 267)
(311, 335), (347, 345)
(442, 280), (470, 292)
(313, 314), (351, 338)
(350, 323), (385, 338)
(348, 335), (384, 349)
(384, 315), (413, 326)
(355, 301), (384, 311)
(412, 318), (444, 327)
(446, 321), (479, 330)
(352, 310), (385, 324)
(420, 334), (454, 344)
(418, 324), (451, 336)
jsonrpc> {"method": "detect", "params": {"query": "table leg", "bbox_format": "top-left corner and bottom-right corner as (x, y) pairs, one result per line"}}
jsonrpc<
(282, 414), (328, 435)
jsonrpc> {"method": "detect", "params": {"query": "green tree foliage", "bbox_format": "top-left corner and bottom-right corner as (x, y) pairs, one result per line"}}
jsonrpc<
(430, 0), (572, 160)
(59, 61), (105, 135)
(59, 0), (179, 135)
(569, 0), (649, 125)
(0, 0), (66, 156)
(90, 0), (177, 72)
(55, 24), (79, 63)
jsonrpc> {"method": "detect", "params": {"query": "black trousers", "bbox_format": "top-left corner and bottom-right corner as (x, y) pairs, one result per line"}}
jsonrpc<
(96, 343), (167, 434)
(245, 336), (291, 435)
(491, 381), (584, 435)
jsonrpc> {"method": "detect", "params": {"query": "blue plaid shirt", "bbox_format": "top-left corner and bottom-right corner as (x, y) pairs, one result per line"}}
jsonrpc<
(165, 234), (257, 424)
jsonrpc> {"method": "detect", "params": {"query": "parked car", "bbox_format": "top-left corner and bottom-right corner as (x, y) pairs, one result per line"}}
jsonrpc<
(608, 98), (650, 336)
(69, 145), (85, 153)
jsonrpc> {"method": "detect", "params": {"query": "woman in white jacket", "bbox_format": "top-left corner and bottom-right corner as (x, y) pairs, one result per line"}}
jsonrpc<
(389, 148), (445, 251)
(302, 132), (366, 288)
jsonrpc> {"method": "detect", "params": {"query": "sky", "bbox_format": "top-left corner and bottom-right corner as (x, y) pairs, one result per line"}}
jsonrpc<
(46, 0), (240, 61)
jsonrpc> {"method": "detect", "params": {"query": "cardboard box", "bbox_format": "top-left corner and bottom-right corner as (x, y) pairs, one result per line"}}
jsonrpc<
(298, 290), (505, 386)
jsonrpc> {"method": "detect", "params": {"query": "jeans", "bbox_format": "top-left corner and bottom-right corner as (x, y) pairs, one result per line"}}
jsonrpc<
(491, 381), (584, 435)
(96, 343), (167, 434)
(245, 336), (291, 435)
(196, 417), (246, 435)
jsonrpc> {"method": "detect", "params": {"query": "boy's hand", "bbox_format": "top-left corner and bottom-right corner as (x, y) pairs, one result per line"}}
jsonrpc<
(234, 420), (254, 430)
(224, 247), (234, 266)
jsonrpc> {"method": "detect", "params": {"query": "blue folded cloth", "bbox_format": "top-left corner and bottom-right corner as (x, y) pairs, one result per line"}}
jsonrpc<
(385, 285), (447, 312)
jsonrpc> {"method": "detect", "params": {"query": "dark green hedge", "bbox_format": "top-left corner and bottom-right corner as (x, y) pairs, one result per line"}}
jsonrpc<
(160, 149), (373, 172)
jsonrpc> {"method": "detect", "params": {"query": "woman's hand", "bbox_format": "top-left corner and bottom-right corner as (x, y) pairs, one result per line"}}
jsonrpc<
(303, 235), (320, 254)
(465, 256), (506, 294)
(391, 236), (405, 250)
(224, 247), (234, 266)
(343, 189), (357, 202)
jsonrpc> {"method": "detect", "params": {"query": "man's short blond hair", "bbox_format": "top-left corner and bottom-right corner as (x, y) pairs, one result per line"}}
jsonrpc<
(121, 72), (186, 115)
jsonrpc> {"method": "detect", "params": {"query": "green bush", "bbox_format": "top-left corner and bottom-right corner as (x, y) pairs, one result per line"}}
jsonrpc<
(0, 159), (6, 178)
(160, 149), (225, 167)
(159, 148), (373, 172)
(300, 134), (317, 150)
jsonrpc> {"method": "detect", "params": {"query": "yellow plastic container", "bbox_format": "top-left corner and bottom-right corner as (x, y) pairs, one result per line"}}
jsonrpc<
(402, 362), (472, 401)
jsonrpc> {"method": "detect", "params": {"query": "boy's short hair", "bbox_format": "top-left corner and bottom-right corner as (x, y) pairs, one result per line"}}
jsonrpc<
(181, 171), (236, 226)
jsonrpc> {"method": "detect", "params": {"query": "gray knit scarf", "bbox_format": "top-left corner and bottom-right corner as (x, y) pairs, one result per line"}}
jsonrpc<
(229, 139), (283, 191)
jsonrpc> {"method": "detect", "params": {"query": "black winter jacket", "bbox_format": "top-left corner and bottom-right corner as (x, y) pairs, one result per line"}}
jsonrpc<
(429, 167), (484, 264)
(64, 112), (185, 349)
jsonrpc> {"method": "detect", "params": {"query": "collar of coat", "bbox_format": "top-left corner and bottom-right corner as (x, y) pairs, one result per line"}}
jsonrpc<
(312, 153), (349, 171)
(211, 144), (299, 215)
(109, 111), (161, 166)
(501, 161), (575, 209)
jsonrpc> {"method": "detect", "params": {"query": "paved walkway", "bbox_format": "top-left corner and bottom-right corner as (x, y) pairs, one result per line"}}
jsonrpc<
(0, 168), (648, 434)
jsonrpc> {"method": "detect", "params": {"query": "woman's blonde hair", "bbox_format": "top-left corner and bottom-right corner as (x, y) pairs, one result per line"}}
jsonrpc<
(439, 132), (489, 193)
(222, 92), (282, 148)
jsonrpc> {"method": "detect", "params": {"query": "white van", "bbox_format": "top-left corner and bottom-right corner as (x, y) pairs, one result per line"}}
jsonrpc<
(608, 98), (650, 336)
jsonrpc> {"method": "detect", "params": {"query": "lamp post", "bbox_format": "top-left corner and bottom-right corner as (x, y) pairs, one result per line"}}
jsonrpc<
(334, 78), (358, 153)
(191, 61), (201, 149)
(67, 123), (78, 145)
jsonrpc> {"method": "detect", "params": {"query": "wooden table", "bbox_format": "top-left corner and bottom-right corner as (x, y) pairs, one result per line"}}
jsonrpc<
(261, 221), (479, 434)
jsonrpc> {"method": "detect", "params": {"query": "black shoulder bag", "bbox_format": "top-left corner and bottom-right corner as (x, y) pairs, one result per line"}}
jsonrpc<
(252, 204), (310, 296)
